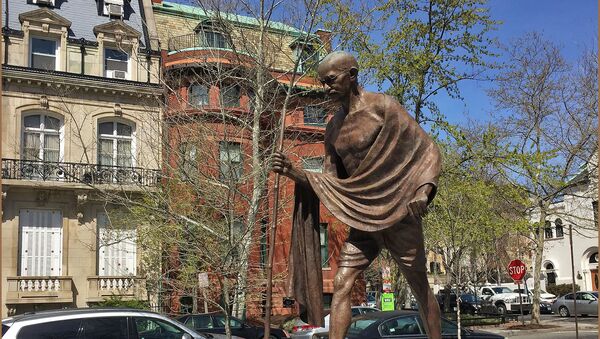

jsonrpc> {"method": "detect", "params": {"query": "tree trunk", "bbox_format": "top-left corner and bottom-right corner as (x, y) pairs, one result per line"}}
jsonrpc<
(531, 202), (546, 325)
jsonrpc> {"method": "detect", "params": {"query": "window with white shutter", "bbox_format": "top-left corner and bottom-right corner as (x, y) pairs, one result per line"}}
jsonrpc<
(97, 213), (137, 276)
(19, 209), (63, 276)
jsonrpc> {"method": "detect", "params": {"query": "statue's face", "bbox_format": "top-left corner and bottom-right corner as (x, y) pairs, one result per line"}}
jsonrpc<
(317, 61), (352, 102)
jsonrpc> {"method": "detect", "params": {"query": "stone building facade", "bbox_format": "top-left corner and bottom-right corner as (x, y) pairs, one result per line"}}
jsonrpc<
(1, 0), (162, 317)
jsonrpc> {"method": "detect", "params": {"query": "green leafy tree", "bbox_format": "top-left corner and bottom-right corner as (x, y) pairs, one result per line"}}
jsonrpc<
(322, 0), (499, 124)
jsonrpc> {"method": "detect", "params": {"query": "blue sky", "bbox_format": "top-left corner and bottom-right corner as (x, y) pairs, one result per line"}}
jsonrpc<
(434, 0), (598, 127)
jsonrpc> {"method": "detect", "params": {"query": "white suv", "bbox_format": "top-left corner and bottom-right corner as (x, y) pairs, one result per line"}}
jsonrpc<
(1, 308), (230, 339)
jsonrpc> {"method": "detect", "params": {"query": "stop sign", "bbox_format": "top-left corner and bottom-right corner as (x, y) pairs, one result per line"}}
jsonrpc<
(508, 259), (527, 282)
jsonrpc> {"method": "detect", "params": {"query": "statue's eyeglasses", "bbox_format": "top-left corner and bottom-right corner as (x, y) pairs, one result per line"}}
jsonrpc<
(318, 70), (348, 86)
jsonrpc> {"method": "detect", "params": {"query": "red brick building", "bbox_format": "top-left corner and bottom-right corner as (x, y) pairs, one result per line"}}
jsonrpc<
(152, 1), (364, 319)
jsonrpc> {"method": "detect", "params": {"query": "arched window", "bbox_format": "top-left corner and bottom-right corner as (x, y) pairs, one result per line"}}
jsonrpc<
(544, 220), (553, 239)
(22, 113), (62, 162)
(555, 218), (564, 237)
(98, 120), (135, 167)
(589, 252), (598, 264)
(544, 262), (556, 286)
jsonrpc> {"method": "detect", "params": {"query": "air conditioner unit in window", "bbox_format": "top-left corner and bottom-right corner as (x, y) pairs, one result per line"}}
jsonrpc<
(107, 70), (127, 79)
(33, 0), (54, 5)
(108, 4), (123, 17)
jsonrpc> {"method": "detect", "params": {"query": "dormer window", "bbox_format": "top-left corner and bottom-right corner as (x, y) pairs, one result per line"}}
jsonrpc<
(32, 0), (55, 6)
(103, 0), (124, 18)
(105, 48), (129, 79)
(30, 37), (58, 70)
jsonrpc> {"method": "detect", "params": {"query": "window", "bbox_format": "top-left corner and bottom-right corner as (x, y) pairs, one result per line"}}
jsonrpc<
(302, 156), (324, 173)
(178, 142), (197, 179)
(555, 218), (564, 237)
(98, 121), (134, 167)
(97, 212), (137, 276)
(134, 318), (185, 337)
(304, 105), (327, 125)
(593, 201), (598, 226)
(323, 293), (333, 309)
(429, 262), (441, 274)
(19, 209), (63, 276)
(189, 315), (213, 330)
(17, 319), (82, 339)
(544, 221), (553, 239)
(23, 114), (61, 162)
(260, 219), (267, 268)
(212, 315), (242, 329)
(82, 317), (128, 339)
(564, 293), (574, 300)
(320, 223), (329, 268)
(31, 37), (57, 70)
(189, 83), (209, 106)
(105, 48), (129, 79)
(220, 86), (240, 107)
(380, 316), (422, 335)
(295, 44), (319, 73)
(219, 141), (242, 181)
(199, 30), (229, 49)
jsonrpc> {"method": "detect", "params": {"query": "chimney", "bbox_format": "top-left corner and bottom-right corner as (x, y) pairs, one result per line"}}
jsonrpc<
(316, 29), (332, 53)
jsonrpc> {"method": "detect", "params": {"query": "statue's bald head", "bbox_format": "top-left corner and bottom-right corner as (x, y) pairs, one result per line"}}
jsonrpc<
(318, 51), (359, 73)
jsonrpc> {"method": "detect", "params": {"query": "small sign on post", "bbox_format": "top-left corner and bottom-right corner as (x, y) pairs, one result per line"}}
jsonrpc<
(507, 260), (527, 325)
(381, 292), (395, 311)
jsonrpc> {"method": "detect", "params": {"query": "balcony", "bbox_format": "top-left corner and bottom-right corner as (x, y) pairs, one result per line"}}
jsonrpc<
(6, 276), (75, 304)
(2, 158), (160, 188)
(87, 276), (147, 302)
(166, 33), (253, 69)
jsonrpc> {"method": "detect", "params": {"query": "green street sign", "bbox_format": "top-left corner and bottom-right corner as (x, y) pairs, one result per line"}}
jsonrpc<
(381, 292), (395, 311)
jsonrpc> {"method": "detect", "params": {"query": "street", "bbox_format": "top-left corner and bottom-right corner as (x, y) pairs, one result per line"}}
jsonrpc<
(473, 313), (599, 338)
(508, 330), (598, 339)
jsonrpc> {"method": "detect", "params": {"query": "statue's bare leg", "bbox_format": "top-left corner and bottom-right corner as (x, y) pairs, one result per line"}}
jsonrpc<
(329, 266), (364, 339)
(402, 267), (441, 339)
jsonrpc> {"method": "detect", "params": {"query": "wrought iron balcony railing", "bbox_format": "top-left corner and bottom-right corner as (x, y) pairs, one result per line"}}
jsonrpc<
(168, 33), (234, 52)
(2, 158), (161, 187)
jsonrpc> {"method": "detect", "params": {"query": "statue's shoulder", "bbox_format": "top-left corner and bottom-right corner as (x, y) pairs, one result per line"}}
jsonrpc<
(362, 92), (400, 117)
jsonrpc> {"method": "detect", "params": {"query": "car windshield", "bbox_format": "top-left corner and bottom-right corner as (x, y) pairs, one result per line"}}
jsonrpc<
(492, 287), (513, 294)
(593, 292), (598, 299)
(347, 319), (377, 336)
(2, 324), (9, 335)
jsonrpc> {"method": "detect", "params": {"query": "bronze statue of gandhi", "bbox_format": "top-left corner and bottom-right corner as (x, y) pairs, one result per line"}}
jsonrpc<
(272, 51), (442, 339)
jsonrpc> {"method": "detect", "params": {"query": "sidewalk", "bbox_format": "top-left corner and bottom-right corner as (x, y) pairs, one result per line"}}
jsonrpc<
(468, 317), (598, 337)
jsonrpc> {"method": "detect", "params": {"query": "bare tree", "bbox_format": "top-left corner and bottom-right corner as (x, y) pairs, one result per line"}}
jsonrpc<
(487, 32), (597, 325)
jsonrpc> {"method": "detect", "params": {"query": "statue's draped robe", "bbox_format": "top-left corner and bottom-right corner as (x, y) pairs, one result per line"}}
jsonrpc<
(288, 95), (441, 326)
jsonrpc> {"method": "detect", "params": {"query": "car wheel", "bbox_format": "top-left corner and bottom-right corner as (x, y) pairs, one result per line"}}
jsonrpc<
(558, 306), (570, 317)
(496, 303), (506, 315)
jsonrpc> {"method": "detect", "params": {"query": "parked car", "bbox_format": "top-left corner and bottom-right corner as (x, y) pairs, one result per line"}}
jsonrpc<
(478, 286), (531, 315)
(437, 292), (490, 315)
(312, 310), (505, 338)
(290, 306), (379, 339)
(177, 312), (288, 339)
(552, 291), (598, 317)
(2, 308), (224, 339)
(512, 288), (556, 302)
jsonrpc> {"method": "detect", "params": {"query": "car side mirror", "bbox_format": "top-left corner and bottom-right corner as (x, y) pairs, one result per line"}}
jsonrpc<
(182, 334), (193, 339)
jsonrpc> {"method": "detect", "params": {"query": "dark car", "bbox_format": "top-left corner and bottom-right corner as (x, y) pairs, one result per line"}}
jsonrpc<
(437, 292), (493, 315)
(177, 313), (289, 339)
(314, 310), (504, 339)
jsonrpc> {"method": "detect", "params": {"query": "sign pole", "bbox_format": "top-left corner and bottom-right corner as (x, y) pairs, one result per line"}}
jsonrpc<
(517, 281), (524, 325)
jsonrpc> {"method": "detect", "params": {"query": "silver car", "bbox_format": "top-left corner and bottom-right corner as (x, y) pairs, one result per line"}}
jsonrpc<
(552, 291), (598, 317)
(1, 307), (237, 339)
